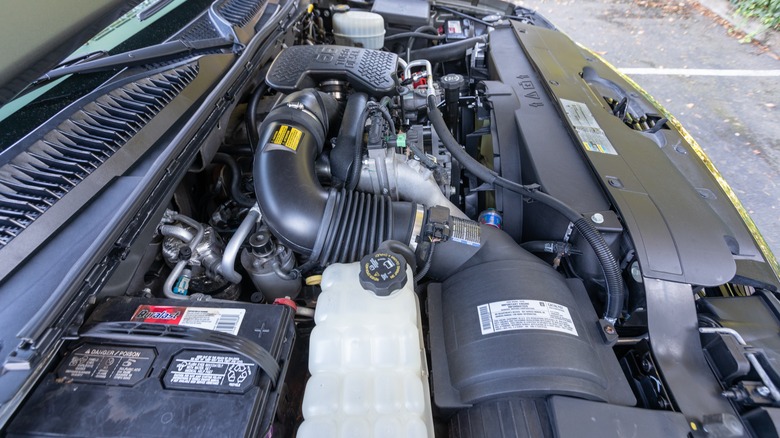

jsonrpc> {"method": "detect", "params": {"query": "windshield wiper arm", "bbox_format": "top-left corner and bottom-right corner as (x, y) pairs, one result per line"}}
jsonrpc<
(34, 36), (236, 85)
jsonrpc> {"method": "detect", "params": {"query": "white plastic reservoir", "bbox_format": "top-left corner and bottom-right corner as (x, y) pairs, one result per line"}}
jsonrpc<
(332, 10), (385, 50)
(297, 262), (434, 438)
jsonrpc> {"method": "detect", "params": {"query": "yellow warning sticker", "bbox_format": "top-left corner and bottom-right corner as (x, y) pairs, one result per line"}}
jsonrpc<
(270, 125), (303, 151)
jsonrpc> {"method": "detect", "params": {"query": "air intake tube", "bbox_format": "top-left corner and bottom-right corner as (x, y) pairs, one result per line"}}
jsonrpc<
(253, 89), (420, 264)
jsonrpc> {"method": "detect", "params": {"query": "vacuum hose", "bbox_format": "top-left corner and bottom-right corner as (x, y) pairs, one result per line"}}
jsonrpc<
(252, 90), (418, 264)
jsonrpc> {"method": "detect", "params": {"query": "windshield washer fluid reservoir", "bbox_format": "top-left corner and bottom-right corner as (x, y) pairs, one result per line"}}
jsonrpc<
(297, 253), (434, 437)
(332, 10), (385, 50)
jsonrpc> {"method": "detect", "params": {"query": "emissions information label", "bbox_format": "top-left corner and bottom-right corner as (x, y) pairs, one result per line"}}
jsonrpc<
(58, 344), (155, 386)
(164, 352), (256, 393)
(559, 98), (618, 155)
(131, 306), (245, 336)
(477, 300), (578, 336)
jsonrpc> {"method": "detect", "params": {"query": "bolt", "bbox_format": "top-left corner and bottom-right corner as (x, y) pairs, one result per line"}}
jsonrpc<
(591, 213), (605, 224)
(641, 358), (654, 373)
(757, 386), (771, 397)
(178, 246), (192, 261)
(604, 325), (615, 335)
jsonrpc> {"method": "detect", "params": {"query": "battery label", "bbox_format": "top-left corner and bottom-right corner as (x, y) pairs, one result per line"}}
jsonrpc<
(57, 344), (155, 386)
(131, 306), (245, 336)
(477, 300), (578, 336)
(164, 352), (256, 393)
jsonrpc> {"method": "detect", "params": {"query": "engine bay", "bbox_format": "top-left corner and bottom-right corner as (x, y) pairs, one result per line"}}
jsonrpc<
(6, 1), (780, 436)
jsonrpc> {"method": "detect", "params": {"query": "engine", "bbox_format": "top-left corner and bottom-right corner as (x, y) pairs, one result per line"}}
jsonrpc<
(16, 1), (778, 437)
(141, 23), (635, 434)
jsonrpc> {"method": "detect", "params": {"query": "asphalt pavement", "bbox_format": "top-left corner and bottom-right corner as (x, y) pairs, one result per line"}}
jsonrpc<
(517, 0), (780, 258)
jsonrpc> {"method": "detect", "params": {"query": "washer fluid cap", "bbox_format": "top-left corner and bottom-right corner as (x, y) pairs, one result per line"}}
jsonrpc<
(359, 248), (408, 296)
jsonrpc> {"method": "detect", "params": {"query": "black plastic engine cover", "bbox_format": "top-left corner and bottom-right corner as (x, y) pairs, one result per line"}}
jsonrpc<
(266, 45), (398, 96)
(427, 263), (635, 411)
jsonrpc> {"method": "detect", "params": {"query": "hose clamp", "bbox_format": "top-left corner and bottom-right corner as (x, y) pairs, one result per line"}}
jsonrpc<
(409, 204), (425, 251)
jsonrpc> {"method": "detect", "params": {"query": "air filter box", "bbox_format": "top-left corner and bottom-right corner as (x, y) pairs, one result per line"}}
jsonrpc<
(427, 260), (635, 411)
(7, 297), (294, 437)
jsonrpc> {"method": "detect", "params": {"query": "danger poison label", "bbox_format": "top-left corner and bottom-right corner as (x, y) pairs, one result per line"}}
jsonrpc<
(477, 299), (578, 336)
(58, 344), (155, 386)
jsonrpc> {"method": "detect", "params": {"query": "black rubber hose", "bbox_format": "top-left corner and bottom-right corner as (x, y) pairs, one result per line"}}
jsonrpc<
(254, 90), (418, 263)
(405, 25), (441, 62)
(375, 103), (396, 134)
(347, 105), (371, 191)
(212, 153), (254, 208)
(380, 240), (418, 273)
(409, 35), (487, 63)
(426, 95), (625, 321)
(246, 81), (267, 150)
(385, 31), (446, 41)
(433, 5), (494, 27)
(331, 92), (369, 187)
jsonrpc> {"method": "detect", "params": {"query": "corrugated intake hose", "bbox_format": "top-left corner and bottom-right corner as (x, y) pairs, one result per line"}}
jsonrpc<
(426, 95), (625, 322)
(252, 89), (418, 264)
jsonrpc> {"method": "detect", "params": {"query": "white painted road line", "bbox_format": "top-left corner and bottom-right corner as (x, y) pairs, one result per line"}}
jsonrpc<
(618, 68), (780, 77)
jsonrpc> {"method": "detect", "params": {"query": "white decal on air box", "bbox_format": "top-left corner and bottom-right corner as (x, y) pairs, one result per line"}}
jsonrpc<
(477, 299), (578, 336)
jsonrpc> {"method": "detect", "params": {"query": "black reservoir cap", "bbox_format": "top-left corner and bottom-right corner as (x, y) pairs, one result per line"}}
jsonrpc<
(359, 249), (407, 296)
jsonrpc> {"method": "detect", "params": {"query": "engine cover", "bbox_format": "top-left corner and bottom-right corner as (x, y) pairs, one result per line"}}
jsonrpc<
(265, 45), (398, 96)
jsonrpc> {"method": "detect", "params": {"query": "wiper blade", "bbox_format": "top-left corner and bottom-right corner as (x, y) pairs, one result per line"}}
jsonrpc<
(52, 50), (109, 70)
(34, 36), (236, 85)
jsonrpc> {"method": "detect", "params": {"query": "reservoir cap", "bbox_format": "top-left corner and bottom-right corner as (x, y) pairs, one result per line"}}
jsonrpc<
(359, 250), (407, 296)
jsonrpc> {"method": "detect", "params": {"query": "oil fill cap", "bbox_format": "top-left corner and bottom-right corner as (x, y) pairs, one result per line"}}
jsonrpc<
(359, 249), (407, 296)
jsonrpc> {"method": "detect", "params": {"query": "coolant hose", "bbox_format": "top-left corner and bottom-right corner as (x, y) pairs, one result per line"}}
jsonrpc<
(253, 90), (419, 264)
(426, 95), (625, 321)
(409, 35), (487, 63)
(212, 153), (254, 207)
(217, 205), (261, 283)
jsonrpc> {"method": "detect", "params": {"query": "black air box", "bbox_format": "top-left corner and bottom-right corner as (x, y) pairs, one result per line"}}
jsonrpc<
(266, 45), (398, 96)
(427, 261), (635, 410)
(8, 297), (294, 437)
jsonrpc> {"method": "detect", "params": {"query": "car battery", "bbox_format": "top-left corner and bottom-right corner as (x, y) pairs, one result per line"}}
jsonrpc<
(7, 296), (295, 437)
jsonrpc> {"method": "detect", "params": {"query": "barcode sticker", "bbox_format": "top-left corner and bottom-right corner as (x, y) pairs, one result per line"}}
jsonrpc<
(477, 304), (493, 333)
(132, 306), (245, 336)
(476, 300), (578, 336)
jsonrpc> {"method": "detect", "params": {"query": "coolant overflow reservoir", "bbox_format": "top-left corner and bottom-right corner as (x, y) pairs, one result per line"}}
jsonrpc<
(332, 10), (385, 50)
(297, 260), (434, 437)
